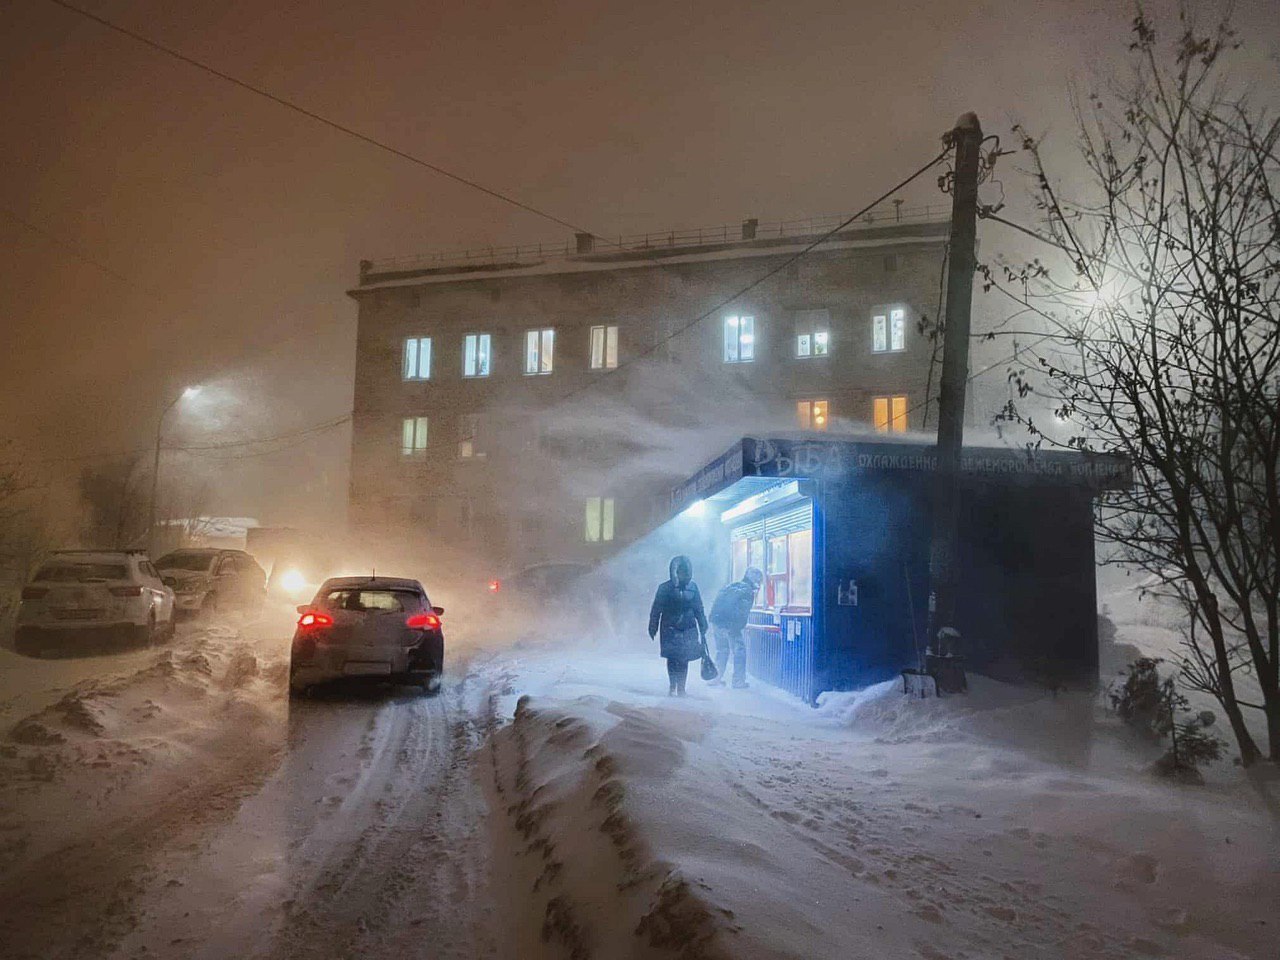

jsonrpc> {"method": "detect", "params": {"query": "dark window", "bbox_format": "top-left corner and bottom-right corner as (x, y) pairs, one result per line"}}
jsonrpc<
(157, 552), (217, 572)
(320, 589), (420, 613)
(35, 562), (129, 581)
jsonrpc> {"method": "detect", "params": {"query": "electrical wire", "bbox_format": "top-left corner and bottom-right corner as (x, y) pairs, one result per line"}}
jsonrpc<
(920, 238), (950, 428)
(547, 149), (951, 408)
(170, 414), (352, 451)
(3, 150), (949, 470)
(43, 0), (604, 240)
(0, 412), (354, 468)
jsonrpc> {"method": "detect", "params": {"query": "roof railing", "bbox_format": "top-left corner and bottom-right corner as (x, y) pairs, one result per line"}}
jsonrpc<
(360, 203), (948, 278)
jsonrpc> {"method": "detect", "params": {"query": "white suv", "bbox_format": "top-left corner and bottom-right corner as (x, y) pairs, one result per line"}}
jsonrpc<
(14, 550), (176, 656)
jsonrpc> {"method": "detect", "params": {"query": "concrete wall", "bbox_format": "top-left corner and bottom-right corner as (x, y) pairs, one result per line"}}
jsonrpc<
(348, 223), (949, 578)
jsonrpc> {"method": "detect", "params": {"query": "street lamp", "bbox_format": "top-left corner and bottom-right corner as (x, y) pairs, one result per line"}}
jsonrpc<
(148, 386), (201, 555)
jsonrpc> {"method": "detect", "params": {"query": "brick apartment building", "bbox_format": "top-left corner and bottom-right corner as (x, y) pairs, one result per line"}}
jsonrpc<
(347, 209), (950, 573)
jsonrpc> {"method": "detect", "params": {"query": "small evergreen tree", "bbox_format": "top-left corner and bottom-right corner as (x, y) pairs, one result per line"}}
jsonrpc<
(1108, 658), (1168, 737)
(1110, 658), (1224, 782)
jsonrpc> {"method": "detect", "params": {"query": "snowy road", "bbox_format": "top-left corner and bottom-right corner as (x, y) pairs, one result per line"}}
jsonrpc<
(0, 618), (506, 960)
(110, 667), (502, 960)
(3, 614), (1278, 960)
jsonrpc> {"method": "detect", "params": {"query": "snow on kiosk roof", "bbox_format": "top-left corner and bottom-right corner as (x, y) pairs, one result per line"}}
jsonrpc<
(672, 437), (1131, 703)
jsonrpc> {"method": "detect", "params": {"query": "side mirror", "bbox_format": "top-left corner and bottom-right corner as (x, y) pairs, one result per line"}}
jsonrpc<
(296, 604), (310, 615)
(162, 576), (177, 588)
(432, 606), (445, 617)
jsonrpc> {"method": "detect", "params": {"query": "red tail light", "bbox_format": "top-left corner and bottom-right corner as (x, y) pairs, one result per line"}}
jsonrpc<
(297, 611), (333, 629)
(110, 585), (144, 597)
(21, 586), (49, 600)
(487, 579), (500, 593)
(406, 612), (441, 630)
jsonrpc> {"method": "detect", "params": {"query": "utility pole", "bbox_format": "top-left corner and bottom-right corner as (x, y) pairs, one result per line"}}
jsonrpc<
(148, 385), (200, 556)
(924, 112), (983, 693)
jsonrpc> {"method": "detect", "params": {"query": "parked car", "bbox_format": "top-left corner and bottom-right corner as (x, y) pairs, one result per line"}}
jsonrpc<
(289, 576), (445, 697)
(485, 562), (626, 644)
(155, 548), (266, 617)
(14, 549), (176, 655)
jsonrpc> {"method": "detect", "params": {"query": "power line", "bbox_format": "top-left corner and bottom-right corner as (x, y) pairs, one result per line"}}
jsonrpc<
(2, 202), (346, 379)
(44, 0), (603, 240)
(0, 412), (353, 468)
(548, 149), (951, 408)
(0, 204), (137, 287)
(170, 414), (352, 451)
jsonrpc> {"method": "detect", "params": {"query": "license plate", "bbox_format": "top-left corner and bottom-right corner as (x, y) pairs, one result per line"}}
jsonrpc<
(342, 662), (392, 676)
(55, 609), (105, 620)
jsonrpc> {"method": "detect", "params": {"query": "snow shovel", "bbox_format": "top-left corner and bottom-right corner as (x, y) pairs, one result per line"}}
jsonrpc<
(901, 668), (937, 699)
(901, 564), (937, 698)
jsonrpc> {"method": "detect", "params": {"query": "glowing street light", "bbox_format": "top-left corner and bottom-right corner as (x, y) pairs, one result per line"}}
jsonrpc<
(148, 385), (201, 555)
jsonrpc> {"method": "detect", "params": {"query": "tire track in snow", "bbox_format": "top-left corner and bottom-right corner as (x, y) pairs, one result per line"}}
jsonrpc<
(257, 663), (500, 960)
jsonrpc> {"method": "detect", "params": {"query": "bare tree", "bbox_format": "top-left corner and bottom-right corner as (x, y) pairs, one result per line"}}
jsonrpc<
(77, 455), (147, 548)
(993, 8), (1280, 764)
(0, 449), (47, 627)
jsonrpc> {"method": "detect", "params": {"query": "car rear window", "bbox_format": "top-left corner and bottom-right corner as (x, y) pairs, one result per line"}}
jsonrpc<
(35, 563), (129, 582)
(157, 553), (215, 572)
(321, 589), (419, 613)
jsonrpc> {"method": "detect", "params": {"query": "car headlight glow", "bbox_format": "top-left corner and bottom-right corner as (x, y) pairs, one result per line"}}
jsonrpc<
(279, 568), (308, 596)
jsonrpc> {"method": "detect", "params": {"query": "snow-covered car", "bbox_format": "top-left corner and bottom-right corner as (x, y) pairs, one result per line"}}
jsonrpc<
(14, 550), (176, 655)
(288, 576), (445, 697)
(156, 548), (266, 617)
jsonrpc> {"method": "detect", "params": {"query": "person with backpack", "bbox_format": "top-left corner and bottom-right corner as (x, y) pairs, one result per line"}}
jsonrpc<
(707, 567), (763, 688)
(647, 555), (709, 697)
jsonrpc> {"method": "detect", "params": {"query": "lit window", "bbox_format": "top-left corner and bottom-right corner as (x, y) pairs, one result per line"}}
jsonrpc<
(590, 325), (618, 370)
(796, 399), (829, 431)
(731, 527), (812, 610)
(873, 395), (909, 433)
(872, 308), (907, 353)
(403, 337), (432, 379)
(585, 497), (615, 542)
(794, 310), (830, 358)
(458, 414), (484, 459)
(723, 315), (755, 363)
(400, 416), (429, 455)
(524, 328), (555, 375)
(463, 334), (491, 378)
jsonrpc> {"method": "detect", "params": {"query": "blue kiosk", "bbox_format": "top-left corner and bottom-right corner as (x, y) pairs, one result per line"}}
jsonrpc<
(671, 437), (1131, 702)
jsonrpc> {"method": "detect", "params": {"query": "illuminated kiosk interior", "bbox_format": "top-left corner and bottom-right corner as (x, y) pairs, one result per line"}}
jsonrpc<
(672, 437), (1131, 703)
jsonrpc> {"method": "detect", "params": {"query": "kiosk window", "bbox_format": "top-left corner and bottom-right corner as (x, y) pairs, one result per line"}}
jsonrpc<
(788, 529), (813, 608)
(767, 534), (788, 607)
(731, 525), (812, 612)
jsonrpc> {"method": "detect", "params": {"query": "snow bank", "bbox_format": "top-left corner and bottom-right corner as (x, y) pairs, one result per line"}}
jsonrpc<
(0, 623), (288, 871)
(480, 647), (1279, 960)
(486, 692), (737, 959)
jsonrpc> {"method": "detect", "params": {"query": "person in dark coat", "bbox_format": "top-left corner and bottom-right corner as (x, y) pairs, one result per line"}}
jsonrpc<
(708, 567), (763, 688)
(647, 555), (709, 696)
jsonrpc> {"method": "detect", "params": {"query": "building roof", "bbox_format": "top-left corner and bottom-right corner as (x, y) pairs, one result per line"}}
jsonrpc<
(350, 213), (949, 294)
(671, 436), (1133, 513)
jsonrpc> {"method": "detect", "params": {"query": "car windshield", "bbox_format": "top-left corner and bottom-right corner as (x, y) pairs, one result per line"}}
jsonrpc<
(35, 562), (128, 582)
(157, 553), (215, 572)
(320, 589), (417, 613)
